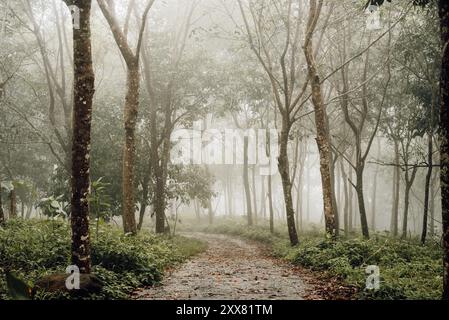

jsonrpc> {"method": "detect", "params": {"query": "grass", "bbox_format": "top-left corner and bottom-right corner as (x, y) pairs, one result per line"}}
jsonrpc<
(0, 219), (207, 300)
(199, 219), (443, 300)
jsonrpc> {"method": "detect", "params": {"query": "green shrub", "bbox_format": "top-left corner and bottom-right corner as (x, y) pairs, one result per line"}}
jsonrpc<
(0, 219), (206, 299)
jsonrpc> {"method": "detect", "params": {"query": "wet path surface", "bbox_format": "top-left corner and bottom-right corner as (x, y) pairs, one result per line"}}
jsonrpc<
(134, 233), (310, 300)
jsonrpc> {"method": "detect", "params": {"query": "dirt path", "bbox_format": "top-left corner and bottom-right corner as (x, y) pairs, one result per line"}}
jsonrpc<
(134, 233), (311, 300)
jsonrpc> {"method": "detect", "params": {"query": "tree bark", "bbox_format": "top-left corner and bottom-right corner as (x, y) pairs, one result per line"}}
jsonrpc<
(401, 167), (418, 239)
(137, 174), (149, 231)
(391, 140), (400, 236)
(421, 92), (436, 243)
(243, 136), (253, 226)
(340, 159), (349, 236)
(355, 167), (370, 239)
(0, 180), (4, 225)
(303, 0), (336, 239)
(97, 0), (154, 235)
(67, 0), (95, 274)
(268, 171), (274, 234)
(438, 0), (449, 300)
(251, 165), (258, 224)
(9, 188), (16, 219)
(278, 120), (299, 245)
(122, 65), (139, 234)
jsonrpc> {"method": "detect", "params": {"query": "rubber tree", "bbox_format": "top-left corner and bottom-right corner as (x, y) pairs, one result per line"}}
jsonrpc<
(97, 0), (155, 234)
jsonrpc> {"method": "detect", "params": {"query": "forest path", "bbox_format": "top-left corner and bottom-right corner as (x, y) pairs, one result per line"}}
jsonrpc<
(134, 233), (311, 300)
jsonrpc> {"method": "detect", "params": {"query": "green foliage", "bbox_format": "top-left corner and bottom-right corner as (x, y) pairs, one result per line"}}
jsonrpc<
(0, 219), (206, 299)
(36, 196), (68, 219)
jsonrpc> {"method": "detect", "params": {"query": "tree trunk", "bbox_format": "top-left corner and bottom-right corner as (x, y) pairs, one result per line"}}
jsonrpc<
(268, 171), (274, 234)
(391, 140), (400, 236)
(422, 90), (435, 243)
(0, 180), (4, 225)
(402, 167), (418, 239)
(348, 157), (354, 231)
(194, 199), (200, 221)
(208, 199), (214, 225)
(137, 175), (149, 231)
(430, 170), (437, 237)
(68, 0), (95, 274)
(303, 1), (336, 238)
(303, 56), (336, 238)
(421, 132), (434, 244)
(9, 189), (16, 219)
(330, 154), (339, 236)
(402, 185), (412, 239)
(356, 168), (370, 239)
(340, 159), (349, 237)
(122, 65), (139, 234)
(438, 0), (449, 299)
(243, 136), (253, 226)
(251, 165), (258, 224)
(278, 119), (299, 245)
(370, 168), (378, 232)
(261, 175), (266, 219)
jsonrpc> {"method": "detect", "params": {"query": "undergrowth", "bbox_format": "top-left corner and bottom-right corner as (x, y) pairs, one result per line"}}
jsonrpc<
(0, 219), (207, 300)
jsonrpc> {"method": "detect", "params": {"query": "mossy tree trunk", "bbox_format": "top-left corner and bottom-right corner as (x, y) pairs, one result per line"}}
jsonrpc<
(64, 0), (95, 273)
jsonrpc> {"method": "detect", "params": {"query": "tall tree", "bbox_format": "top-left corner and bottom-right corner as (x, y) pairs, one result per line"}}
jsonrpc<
(97, 0), (155, 234)
(63, 0), (95, 273)
(303, 0), (336, 239)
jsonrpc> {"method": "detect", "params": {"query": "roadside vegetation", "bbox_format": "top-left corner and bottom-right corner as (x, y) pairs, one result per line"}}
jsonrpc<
(0, 219), (206, 299)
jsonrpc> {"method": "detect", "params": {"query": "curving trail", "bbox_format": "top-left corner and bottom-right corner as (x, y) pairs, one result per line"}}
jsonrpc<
(134, 233), (312, 300)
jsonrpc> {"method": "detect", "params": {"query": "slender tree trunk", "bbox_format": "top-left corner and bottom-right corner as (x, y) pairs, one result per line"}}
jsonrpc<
(306, 158), (310, 222)
(122, 65), (139, 234)
(228, 176), (234, 216)
(194, 199), (200, 221)
(243, 136), (253, 226)
(421, 132), (433, 244)
(9, 189), (16, 218)
(391, 140), (400, 236)
(402, 185), (412, 239)
(68, 0), (95, 274)
(278, 119), (299, 245)
(208, 199), (214, 225)
(370, 168), (378, 232)
(268, 171), (274, 234)
(355, 167), (370, 239)
(303, 54), (336, 238)
(0, 180), (4, 225)
(21, 201), (25, 218)
(261, 176), (266, 219)
(340, 159), (349, 237)
(430, 171), (437, 237)
(330, 154), (339, 236)
(422, 93), (435, 243)
(137, 176), (149, 231)
(348, 157), (354, 231)
(402, 168), (418, 239)
(438, 0), (449, 299)
(251, 165), (258, 224)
